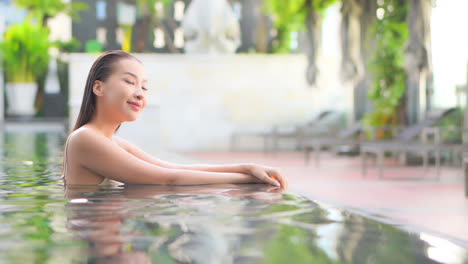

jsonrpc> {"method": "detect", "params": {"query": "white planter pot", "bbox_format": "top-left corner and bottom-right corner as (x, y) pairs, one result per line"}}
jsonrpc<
(6, 82), (38, 116)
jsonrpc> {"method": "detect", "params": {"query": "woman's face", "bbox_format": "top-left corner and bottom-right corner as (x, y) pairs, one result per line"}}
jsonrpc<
(96, 58), (148, 122)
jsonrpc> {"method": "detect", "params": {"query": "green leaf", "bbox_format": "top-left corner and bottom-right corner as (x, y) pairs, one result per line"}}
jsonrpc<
(0, 20), (50, 83)
(263, 0), (338, 53)
(364, 0), (409, 131)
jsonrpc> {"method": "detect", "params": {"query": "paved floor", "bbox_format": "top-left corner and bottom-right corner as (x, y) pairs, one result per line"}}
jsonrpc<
(185, 151), (468, 247)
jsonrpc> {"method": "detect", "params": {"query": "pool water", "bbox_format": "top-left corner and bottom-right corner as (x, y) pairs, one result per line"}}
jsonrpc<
(0, 129), (467, 263)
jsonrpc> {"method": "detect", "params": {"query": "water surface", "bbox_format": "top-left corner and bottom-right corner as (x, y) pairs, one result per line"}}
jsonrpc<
(0, 129), (467, 263)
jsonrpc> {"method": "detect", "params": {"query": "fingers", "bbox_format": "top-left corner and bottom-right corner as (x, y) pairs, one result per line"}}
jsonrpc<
(267, 168), (288, 189)
(259, 171), (280, 187)
(250, 165), (288, 189)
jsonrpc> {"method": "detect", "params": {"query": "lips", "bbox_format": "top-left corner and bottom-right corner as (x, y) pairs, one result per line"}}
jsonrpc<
(128, 102), (141, 111)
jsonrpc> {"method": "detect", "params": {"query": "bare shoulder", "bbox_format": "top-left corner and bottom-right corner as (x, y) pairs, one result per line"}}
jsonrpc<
(112, 135), (132, 151)
(67, 127), (110, 152)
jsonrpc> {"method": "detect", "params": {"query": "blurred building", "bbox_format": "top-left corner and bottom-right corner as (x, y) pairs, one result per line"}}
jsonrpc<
(72, 0), (183, 53)
(71, 0), (307, 53)
(1, 0), (307, 53)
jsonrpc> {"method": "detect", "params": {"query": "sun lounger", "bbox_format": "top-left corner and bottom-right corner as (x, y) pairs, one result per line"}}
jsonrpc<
(361, 108), (456, 178)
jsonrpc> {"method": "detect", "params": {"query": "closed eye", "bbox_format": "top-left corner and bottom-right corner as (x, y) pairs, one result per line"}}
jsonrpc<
(142, 87), (148, 91)
(125, 79), (135, 85)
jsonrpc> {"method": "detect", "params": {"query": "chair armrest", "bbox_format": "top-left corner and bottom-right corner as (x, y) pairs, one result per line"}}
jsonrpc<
(421, 127), (441, 144)
(361, 125), (405, 140)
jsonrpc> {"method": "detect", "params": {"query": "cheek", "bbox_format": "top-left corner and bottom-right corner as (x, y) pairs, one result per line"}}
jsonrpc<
(105, 93), (121, 106)
(104, 86), (127, 104)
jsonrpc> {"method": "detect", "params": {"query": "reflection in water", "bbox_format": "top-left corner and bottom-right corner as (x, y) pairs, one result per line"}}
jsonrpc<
(64, 184), (289, 263)
(0, 130), (467, 263)
(66, 195), (151, 263)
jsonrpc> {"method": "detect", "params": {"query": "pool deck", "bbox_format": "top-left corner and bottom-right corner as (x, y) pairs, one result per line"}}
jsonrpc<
(185, 151), (468, 247)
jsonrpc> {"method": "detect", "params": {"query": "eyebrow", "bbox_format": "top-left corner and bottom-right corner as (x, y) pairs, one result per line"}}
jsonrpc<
(123, 72), (147, 82)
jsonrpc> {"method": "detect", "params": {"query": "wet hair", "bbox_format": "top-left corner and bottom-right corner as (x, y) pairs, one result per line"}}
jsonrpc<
(73, 50), (141, 131)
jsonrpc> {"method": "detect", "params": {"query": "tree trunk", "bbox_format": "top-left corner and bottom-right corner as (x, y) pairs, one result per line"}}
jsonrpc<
(155, 19), (180, 53)
(238, 0), (259, 52)
(135, 15), (152, 52)
(256, 14), (270, 53)
(42, 15), (51, 27)
(305, 0), (322, 86)
(405, 0), (433, 124)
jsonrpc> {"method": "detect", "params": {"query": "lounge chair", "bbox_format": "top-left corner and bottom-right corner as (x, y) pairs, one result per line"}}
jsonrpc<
(464, 152), (468, 197)
(302, 122), (362, 166)
(361, 108), (456, 178)
(270, 110), (343, 153)
(231, 111), (335, 153)
(230, 110), (343, 153)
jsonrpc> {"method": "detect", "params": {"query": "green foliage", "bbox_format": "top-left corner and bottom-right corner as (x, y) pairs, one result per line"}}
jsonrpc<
(363, 0), (408, 135)
(52, 37), (81, 53)
(264, 1), (306, 31)
(85, 40), (103, 53)
(0, 20), (50, 83)
(13, 0), (89, 25)
(263, 0), (338, 53)
(136, 0), (173, 17)
(133, 0), (173, 52)
(436, 107), (463, 144)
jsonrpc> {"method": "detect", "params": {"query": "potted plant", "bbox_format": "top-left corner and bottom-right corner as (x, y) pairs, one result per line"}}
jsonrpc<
(0, 20), (50, 116)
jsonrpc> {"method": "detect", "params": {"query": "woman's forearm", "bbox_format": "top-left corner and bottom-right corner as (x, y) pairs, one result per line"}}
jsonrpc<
(168, 168), (258, 185)
(178, 163), (252, 174)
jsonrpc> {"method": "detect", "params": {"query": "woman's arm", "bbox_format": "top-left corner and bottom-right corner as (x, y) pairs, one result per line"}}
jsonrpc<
(113, 136), (286, 188)
(71, 130), (267, 185)
(114, 136), (249, 172)
(113, 136), (182, 169)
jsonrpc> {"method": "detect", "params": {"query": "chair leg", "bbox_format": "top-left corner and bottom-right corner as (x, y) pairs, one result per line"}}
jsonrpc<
(465, 160), (468, 197)
(377, 150), (384, 179)
(398, 152), (406, 164)
(435, 149), (441, 180)
(453, 150), (459, 166)
(315, 144), (321, 168)
(305, 147), (311, 165)
(423, 150), (429, 170)
(362, 151), (367, 176)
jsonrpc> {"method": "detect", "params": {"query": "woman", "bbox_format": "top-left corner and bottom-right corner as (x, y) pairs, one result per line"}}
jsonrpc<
(63, 50), (287, 188)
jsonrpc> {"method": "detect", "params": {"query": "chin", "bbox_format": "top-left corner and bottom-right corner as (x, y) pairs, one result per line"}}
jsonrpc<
(127, 116), (139, 122)
(124, 113), (140, 122)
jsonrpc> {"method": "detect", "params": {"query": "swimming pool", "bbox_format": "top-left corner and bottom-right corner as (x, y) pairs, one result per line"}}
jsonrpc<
(0, 128), (466, 263)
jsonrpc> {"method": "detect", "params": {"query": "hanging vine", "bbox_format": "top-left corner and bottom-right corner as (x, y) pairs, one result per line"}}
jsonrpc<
(263, 0), (338, 53)
(363, 0), (408, 137)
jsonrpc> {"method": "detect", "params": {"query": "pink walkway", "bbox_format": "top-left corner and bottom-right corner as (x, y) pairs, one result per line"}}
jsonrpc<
(185, 151), (468, 246)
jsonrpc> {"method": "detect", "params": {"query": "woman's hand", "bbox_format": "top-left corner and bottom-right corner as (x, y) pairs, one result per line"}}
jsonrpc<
(245, 164), (288, 189)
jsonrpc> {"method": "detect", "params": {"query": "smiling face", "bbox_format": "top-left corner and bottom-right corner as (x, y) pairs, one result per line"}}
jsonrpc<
(93, 58), (148, 122)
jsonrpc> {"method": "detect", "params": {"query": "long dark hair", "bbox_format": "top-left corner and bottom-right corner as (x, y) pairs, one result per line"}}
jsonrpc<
(73, 50), (141, 131)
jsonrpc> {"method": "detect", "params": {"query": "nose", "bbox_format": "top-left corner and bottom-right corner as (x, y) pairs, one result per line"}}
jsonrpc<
(134, 87), (145, 100)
